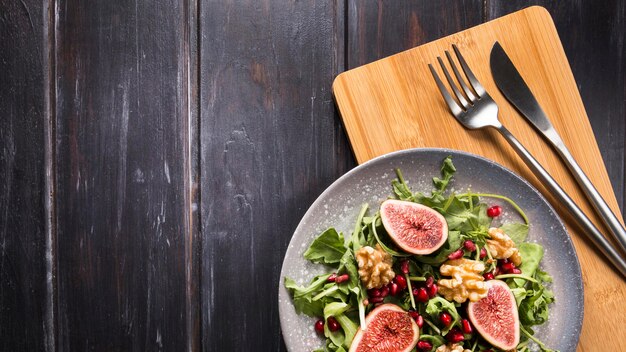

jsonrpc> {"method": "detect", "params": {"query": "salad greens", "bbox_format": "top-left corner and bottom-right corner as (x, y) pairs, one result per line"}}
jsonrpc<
(285, 157), (558, 352)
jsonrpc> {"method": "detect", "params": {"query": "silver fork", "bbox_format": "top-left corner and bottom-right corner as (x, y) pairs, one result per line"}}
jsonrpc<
(429, 44), (626, 278)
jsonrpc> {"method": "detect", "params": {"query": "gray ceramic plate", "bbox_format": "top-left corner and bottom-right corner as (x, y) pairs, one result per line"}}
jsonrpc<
(279, 148), (583, 352)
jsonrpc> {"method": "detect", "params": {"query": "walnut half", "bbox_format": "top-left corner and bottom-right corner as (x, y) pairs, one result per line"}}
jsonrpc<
(438, 258), (488, 303)
(355, 245), (395, 289)
(435, 343), (471, 352)
(487, 227), (522, 266)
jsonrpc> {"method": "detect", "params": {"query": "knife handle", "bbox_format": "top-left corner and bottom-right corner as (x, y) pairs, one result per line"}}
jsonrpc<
(496, 125), (626, 278)
(551, 137), (626, 256)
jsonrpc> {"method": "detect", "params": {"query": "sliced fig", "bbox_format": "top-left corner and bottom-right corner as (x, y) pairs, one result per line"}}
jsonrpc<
(468, 280), (520, 350)
(349, 304), (419, 352)
(380, 199), (448, 255)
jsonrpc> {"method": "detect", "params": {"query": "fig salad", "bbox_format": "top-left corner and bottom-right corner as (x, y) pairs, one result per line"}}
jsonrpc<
(284, 157), (557, 352)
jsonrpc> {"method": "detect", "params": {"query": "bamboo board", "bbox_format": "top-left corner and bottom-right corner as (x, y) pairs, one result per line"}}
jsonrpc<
(333, 6), (625, 351)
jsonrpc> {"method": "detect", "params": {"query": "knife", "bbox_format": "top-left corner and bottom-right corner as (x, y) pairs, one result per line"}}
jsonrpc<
(490, 41), (626, 256)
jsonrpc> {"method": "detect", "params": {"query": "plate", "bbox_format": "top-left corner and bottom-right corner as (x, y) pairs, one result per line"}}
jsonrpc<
(278, 148), (583, 352)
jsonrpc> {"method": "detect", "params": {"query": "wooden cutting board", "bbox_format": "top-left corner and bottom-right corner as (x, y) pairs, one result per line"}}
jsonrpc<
(333, 6), (625, 351)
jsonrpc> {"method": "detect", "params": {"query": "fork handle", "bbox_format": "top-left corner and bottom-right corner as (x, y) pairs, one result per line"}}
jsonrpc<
(496, 125), (626, 278)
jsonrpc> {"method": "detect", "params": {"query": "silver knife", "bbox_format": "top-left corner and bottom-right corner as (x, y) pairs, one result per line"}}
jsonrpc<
(490, 41), (626, 256)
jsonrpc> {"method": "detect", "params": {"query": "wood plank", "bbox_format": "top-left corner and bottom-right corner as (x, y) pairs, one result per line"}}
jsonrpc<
(487, 0), (626, 222)
(346, 0), (485, 68)
(333, 7), (625, 350)
(54, 0), (196, 350)
(0, 0), (51, 350)
(198, 0), (353, 350)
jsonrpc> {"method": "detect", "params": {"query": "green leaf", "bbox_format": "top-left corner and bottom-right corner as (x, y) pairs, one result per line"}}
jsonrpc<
(392, 169), (414, 201)
(425, 297), (461, 334)
(335, 314), (359, 348)
(304, 228), (347, 264)
(518, 243), (544, 278)
(284, 276), (326, 317)
(433, 156), (456, 192)
(500, 223), (530, 245)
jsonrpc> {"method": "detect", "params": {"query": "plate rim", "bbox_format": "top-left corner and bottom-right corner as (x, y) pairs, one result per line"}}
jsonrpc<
(278, 147), (583, 351)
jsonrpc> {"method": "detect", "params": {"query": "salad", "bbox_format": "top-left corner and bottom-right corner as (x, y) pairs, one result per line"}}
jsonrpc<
(284, 157), (557, 352)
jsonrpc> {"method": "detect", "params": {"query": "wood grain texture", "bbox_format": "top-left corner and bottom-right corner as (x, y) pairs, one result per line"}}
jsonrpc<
(198, 0), (353, 350)
(0, 0), (50, 350)
(333, 6), (626, 350)
(54, 0), (196, 350)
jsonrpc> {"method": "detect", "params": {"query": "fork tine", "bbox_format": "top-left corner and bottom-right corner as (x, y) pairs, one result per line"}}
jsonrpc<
(428, 63), (464, 116)
(452, 44), (486, 96)
(436, 56), (469, 109)
(445, 50), (477, 102)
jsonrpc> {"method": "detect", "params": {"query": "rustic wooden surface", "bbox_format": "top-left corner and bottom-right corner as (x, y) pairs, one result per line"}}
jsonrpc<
(334, 7), (625, 350)
(0, 1), (623, 351)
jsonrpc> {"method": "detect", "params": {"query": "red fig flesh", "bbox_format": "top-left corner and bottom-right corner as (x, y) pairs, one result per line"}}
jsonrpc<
(349, 304), (419, 352)
(468, 280), (520, 350)
(380, 200), (448, 255)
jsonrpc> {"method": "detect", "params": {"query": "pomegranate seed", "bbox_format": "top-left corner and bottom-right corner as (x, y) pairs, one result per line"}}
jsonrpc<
(483, 272), (494, 280)
(416, 288), (430, 303)
(415, 314), (424, 328)
(394, 274), (407, 290)
(369, 296), (384, 303)
(380, 286), (389, 297)
(501, 262), (515, 273)
(461, 319), (473, 334)
(500, 258), (510, 264)
(368, 288), (381, 298)
(416, 341), (432, 351)
(416, 340), (433, 351)
(427, 284), (438, 298)
(439, 312), (452, 326)
(480, 248), (487, 259)
(408, 309), (419, 320)
(389, 282), (399, 296)
(335, 274), (349, 283)
(448, 249), (464, 260)
(446, 328), (465, 343)
(425, 276), (434, 288)
(463, 240), (476, 252)
(511, 268), (522, 274)
(487, 205), (502, 217)
(327, 316), (341, 332)
(314, 319), (324, 334)
(400, 260), (410, 274)
(327, 273), (337, 282)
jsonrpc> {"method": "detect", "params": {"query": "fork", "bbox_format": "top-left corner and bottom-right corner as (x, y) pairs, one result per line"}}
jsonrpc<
(429, 44), (626, 278)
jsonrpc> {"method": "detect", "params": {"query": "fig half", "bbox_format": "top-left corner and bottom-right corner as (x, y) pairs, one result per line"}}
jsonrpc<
(468, 280), (520, 350)
(349, 304), (419, 352)
(380, 199), (448, 255)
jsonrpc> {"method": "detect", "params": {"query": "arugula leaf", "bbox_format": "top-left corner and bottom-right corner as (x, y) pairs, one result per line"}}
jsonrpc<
(335, 314), (358, 348)
(433, 156), (456, 192)
(304, 228), (347, 264)
(517, 243), (544, 278)
(518, 269), (554, 327)
(425, 297), (460, 334)
(284, 276), (326, 317)
(418, 334), (446, 349)
(500, 223), (530, 245)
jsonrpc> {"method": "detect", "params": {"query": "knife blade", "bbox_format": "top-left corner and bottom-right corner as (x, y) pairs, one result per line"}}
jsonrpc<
(489, 41), (626, 257)
(489, 42), (562, 143)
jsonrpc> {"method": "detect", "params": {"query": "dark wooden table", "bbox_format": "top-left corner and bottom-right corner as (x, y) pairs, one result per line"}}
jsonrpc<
(1, 1), (624, 350)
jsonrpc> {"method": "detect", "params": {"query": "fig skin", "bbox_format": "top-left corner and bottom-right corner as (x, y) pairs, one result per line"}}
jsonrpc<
(468, 280), (520, 350)
(380, 199), (448, 255)
(349, 304), (419, 352)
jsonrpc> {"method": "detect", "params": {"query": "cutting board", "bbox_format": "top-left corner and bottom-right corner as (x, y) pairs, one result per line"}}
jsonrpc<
(333, 6), (625, 351)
